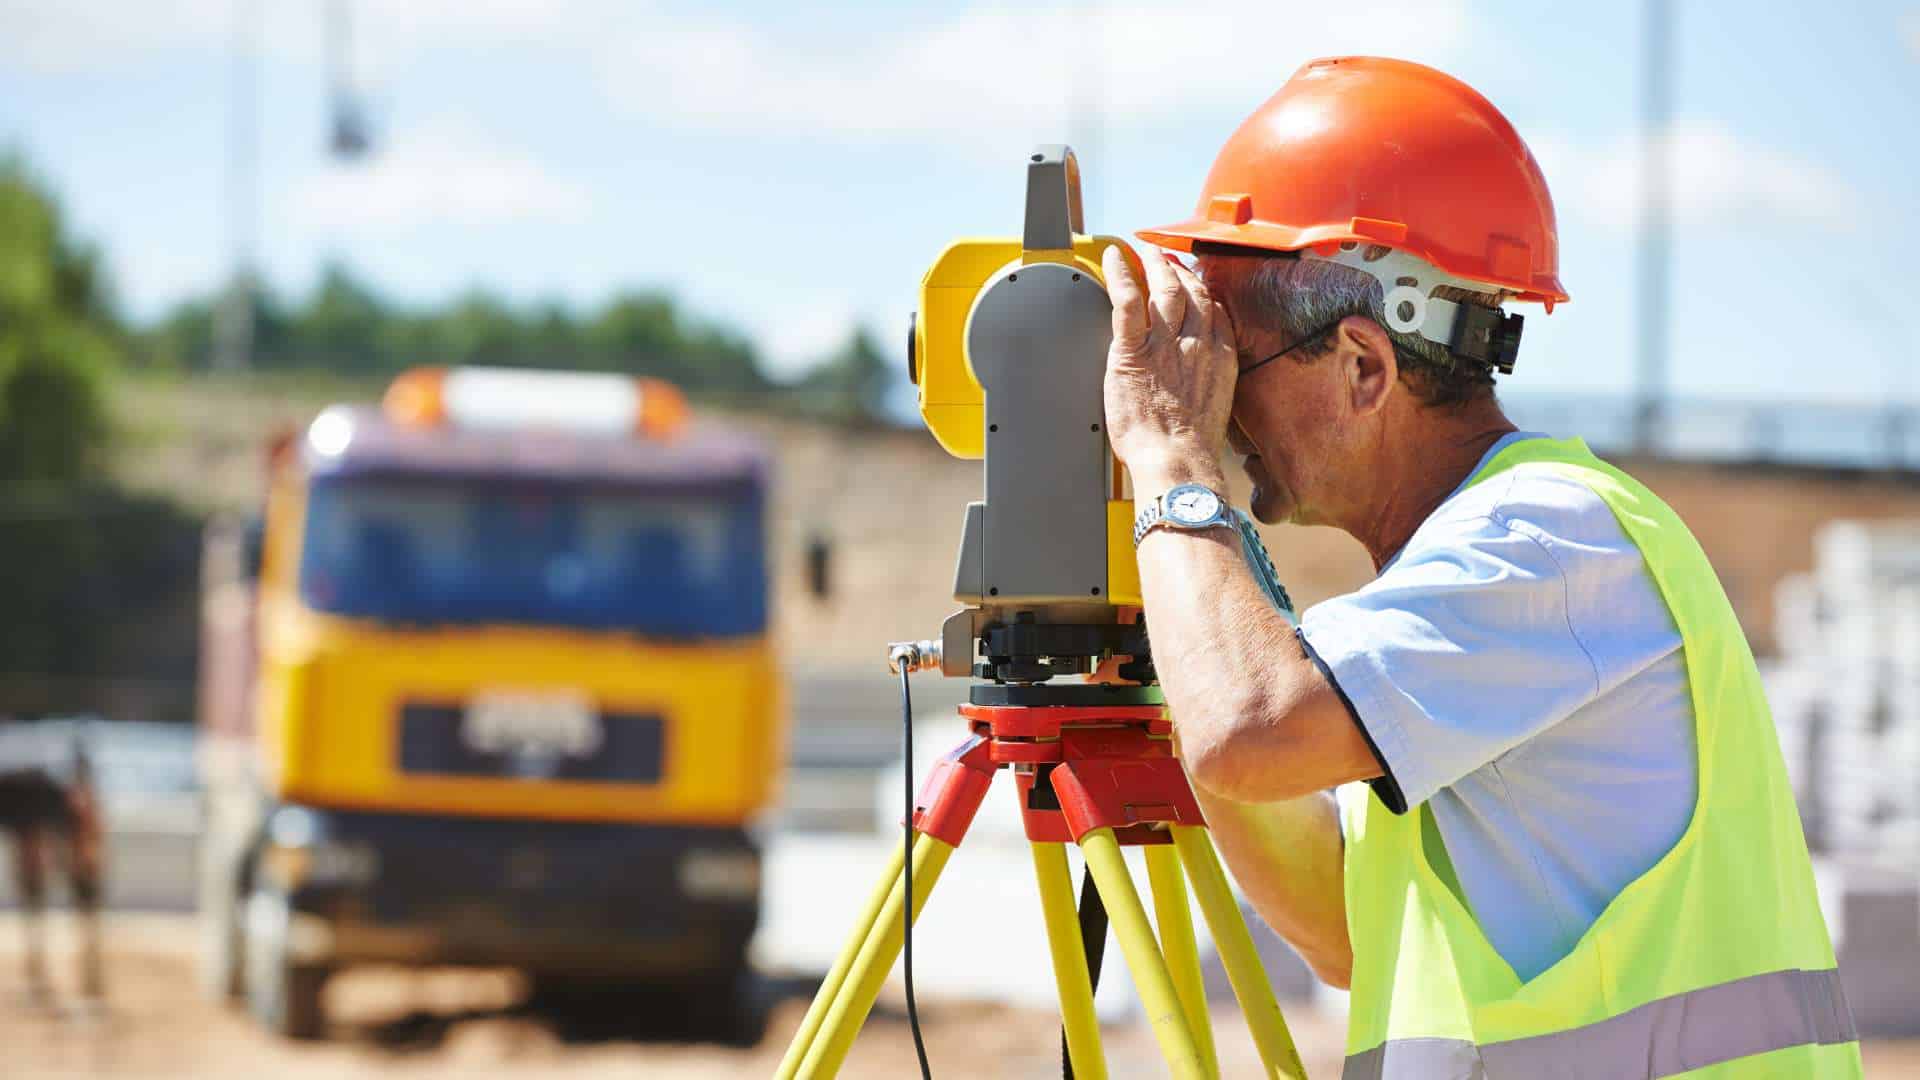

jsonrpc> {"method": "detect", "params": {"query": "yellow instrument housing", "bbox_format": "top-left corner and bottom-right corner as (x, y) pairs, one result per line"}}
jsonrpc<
(913, 235), (1145, 608)
(913, 235), (1135, 460)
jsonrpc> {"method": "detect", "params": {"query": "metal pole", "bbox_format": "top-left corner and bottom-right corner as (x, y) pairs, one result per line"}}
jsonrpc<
(325, 0), (372, 159)
(213, 0), (261, 373)
(1069, 0), (1104, 230)
(1633, 0), (1675, 453)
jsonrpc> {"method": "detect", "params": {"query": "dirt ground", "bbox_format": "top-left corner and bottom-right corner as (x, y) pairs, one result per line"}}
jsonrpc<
(1, 914), (1355, 1079)
(4, 914), (1919, 1079)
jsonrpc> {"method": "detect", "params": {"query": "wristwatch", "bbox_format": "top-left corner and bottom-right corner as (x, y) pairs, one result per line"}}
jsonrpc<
(1133, 483), (1234, 547)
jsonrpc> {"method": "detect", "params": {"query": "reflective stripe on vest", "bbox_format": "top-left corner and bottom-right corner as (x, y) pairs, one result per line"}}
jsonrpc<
(1342, 967), (1857, 1079)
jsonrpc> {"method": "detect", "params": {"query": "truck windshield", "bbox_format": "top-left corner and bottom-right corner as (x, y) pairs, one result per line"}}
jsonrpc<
(298, 476), (766, 636)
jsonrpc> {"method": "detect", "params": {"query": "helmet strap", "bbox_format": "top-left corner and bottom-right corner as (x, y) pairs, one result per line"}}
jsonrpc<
(1301, 245), (1524, 375)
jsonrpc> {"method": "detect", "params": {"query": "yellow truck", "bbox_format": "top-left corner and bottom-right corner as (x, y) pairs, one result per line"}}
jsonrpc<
(197, 367), (784, 1038)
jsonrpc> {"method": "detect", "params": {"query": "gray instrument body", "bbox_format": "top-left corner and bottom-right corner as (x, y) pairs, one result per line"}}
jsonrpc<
(951, 146), (1114, 608)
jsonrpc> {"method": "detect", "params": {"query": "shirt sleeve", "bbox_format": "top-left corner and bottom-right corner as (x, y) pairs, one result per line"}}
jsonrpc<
(1298, 510), (1605, 812)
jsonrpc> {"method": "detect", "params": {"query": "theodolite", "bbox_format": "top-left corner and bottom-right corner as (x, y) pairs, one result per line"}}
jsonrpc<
(774, 146), (1307, 1080)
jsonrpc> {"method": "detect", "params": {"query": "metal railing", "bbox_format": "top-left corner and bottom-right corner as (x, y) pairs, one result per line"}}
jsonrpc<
(1504, 393), (1920, 473)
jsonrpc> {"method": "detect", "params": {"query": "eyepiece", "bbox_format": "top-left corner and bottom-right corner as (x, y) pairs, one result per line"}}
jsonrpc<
(906, 312), (919, 386)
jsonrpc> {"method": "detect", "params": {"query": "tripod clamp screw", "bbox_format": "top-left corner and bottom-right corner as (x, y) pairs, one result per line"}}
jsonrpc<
(887, 640), (943, 675)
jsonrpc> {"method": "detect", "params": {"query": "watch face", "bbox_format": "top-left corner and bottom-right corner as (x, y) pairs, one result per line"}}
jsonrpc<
(1166, 486), (1222, 525)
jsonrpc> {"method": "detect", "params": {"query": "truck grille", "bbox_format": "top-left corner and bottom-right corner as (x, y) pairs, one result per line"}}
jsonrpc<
(396, 702), (664, 784)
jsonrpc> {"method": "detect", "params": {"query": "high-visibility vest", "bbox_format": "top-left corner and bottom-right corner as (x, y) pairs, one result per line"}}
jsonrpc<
(1339, 437), (1862, 1079)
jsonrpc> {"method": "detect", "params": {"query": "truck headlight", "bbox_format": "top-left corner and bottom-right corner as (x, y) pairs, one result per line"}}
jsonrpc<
(307, 842), (380, 885)
(678, 850), (760, 901)
(262, 840), (379, 889)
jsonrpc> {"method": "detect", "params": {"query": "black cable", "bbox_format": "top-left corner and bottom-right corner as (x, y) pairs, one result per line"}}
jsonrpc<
(901, 663), (933, 1079)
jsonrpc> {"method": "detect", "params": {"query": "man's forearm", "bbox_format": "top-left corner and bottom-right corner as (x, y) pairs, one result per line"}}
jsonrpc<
(1130, 464), (1379, 802)
(1193, 785), (1352, 988)
(1133, 463), (1327, 801)
(1128, 460), (1370, 987)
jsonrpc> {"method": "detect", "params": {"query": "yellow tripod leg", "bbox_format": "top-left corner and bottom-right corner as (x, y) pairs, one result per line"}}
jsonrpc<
(1171, 825), (1308, 1080)
(774, 839), (909, 1080)
(1032, 842), (1107, 1080)
(1079, 828), (1208, 1080)
(1146, 842), (1218, 1078)
(795, 831), (954, 1079)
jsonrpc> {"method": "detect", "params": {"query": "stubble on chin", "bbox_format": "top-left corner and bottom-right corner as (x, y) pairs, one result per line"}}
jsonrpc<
(1240, 457), (1290, 526)
(1251, 492), (1294, 526)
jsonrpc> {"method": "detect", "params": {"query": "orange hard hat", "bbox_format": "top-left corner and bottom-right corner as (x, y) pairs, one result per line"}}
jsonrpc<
(1138, 56), (1568, 308)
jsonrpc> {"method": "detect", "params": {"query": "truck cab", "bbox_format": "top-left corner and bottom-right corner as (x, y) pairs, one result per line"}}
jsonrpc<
(197, 367), (784, 1038)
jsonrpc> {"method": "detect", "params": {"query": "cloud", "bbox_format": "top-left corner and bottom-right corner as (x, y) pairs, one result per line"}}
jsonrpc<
(291, 131), (592, 229)
(1905, 11), (1920, 59)
(4, 1), (1469, 152)
(0, 0), (233, 73)
(1531, 122), (1856, 230)
(588, 2), (1471, 154)
(743, 300), (867, 382)
(0, 0), (607, 76)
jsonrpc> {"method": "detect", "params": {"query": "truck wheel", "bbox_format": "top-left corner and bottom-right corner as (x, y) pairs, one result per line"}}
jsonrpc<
(242, 887), (327, 1040)
(527, 970), (761, 1045)
(696, 967), (766, 1048)
(714, 968), (764, 1045)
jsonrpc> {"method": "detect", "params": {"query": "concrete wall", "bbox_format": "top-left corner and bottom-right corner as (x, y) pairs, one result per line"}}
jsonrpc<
(780, 430), (1920, 666)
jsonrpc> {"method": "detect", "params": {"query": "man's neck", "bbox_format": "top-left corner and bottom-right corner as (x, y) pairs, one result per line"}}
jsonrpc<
(1346, 400), (1517, 571)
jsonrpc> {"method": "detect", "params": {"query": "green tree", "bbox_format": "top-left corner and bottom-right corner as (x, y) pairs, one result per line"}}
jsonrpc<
(0, 156), (118, 496)
(522, 300), (584, 370)
(141, 280), (289, 373)
(796, 325), (894, 424)
(427, 289), (525, 367)
(680, 320), (767, 396)
(134, 260), (782, 404)
(292, 263), (389, 372)
(584, 291), (685, 377)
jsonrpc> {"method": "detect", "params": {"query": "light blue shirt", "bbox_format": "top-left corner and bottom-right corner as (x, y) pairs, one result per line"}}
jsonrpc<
(1299, 432), (1697, 982)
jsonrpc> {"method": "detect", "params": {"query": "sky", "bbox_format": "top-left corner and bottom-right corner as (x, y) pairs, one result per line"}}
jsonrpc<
(2, 0), (1917, 405)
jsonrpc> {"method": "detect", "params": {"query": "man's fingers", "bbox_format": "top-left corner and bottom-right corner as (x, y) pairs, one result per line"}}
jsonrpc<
(1141, 250), (1188, 336)
(1103, 246), (1149, 352)
(1165, 257), (1214, 338)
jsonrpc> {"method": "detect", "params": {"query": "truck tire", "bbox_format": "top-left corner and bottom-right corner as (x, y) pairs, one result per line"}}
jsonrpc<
(688, 967), (765, 1048)
(242, 886), (327, 1040)
(528, 967), (760, 1045)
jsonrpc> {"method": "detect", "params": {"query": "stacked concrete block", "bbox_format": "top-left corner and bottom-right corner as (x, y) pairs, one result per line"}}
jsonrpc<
(1769, 521), (1920, 1034)
(1769, 520), (1920, 869)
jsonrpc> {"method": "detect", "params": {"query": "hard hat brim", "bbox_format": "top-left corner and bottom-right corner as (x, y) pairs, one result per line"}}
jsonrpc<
(1135, 218), (1570, 307)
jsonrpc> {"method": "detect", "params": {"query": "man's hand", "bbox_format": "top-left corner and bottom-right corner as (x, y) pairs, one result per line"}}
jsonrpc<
(1101, 245), (1237, 491)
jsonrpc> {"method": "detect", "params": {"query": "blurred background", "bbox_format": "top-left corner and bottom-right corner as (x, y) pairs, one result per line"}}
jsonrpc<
(1, 1), (1918, 1076)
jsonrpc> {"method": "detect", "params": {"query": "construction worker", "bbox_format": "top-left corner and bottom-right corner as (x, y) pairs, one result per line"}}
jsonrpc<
(1105, 57), (1861, 1077)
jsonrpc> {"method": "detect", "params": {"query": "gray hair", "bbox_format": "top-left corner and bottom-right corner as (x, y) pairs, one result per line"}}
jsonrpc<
(1202, 246), (1509, 409)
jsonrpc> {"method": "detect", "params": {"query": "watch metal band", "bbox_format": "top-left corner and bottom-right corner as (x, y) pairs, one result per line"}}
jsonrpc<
(1133, 485), (1233, 548)
(1132, 497), (1165, 547)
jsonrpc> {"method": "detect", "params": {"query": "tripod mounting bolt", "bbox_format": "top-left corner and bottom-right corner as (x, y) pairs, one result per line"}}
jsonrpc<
(887, 640), (944, 675)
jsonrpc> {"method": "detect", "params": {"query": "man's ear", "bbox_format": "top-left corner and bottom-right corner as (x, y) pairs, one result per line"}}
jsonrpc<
(1339, 316), (1397, 417)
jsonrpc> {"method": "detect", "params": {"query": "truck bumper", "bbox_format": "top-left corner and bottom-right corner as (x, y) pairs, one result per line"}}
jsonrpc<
(265, 807), (760, 979)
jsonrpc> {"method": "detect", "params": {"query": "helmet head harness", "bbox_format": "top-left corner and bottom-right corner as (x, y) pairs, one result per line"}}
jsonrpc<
(1194, 239), (1527, 377)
